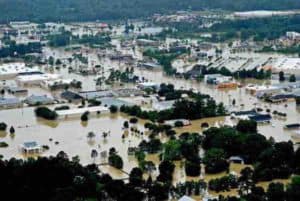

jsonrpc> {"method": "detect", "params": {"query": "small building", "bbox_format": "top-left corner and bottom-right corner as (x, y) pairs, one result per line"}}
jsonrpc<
(61, 91), (83, 102)
(164, 119), (191, 127)
(97, 97), (133, 108)
(284, 123), (300, 129)
(265, 93), (295, 103)
(138, 62), (161, 69)
(19, 141), (42, 154)
(25, 95), (54, 106)
(204, 74), (233, 85)
(229, 156), (245, 164)
(249, 114), (272, 123)
(138, 82), (159, 90)
(231, 110), (259, 121)
(136, 39), (159, 46)
(0, 97), (22, 108)
(79, 90), (116, 100)
(114, 88), (145, 97)
(152, 100), (175, 111)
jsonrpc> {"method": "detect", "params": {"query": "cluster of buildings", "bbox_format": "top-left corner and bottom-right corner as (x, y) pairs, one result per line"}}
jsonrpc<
(204, 74), (238, 89)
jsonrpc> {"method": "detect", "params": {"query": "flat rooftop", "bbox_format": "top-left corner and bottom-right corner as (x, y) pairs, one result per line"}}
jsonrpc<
(56, 106), (109, 116)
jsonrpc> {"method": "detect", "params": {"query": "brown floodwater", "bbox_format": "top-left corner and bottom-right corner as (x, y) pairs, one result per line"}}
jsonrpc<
(0, 44), (299, 190)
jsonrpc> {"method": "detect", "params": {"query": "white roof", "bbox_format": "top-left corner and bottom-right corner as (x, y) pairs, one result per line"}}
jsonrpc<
(56, 106), (109, 116)
(43, 79), (74, 86)
(178, 196), (195, 201)
(273, 58), (300, 70)
(0, 63), (40, 75)
(17, 74), (61, 82)
(138, 82), (158, 87)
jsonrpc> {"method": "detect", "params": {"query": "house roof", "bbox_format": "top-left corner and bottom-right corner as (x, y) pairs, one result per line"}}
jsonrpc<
(25, 95), (54, 103)
(249, 114), (272, 122)
(61, 91), (83, 100)
(23, 141), (39, 148)
(0, 97), (21, 106)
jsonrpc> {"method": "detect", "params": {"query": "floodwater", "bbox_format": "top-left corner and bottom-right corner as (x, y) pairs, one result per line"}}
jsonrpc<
(1, 35), (300, 189)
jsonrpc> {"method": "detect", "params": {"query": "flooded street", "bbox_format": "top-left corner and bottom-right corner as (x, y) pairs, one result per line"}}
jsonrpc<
(1, 36), (300, 187)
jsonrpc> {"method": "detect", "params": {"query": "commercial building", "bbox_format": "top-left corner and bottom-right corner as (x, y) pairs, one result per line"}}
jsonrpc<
(97, 97), (133, 108)
(79, 90), (116, 100)
(25, 95), (54, 106)
(0, 63), (40, 78)
(16, 73), (62, 85)
(272, 58), (300, 74)
(56, 106), (109, 117)
(138, 82), (159, 90)
(204, 74), (235, 88)
(0, 97), (22, 108)
(61, 91), (84, 102)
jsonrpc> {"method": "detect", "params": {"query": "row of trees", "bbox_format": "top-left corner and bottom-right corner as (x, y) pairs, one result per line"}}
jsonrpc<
(0, 41), (42, 58)
(208, 15), (300, 41)
(1, 152), (300, 201)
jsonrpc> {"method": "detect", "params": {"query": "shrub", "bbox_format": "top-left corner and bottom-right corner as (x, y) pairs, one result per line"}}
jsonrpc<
(81, 111), (89, 121)
(109, 105), (118, 113)
(108, 153), (123, 169)
(0, 122), (7, 131)
(185, 160), (201, 177)
(0, 142), (8, 148)
(35, 107), (58, 120)
(129, 117), (138, 124)
(174, 121), (184, 127)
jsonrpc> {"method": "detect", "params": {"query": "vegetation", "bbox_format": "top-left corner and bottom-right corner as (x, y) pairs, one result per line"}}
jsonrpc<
(143, 48), (189, 75)
(279, 71), (286, 82)
(289, 74), (296, 82)
(34, 107), (58, 120)
(81, 111), (89, 121)
(108, 149), (123, 169)
(186, 66), (271, 80)
(203, 148), (229, 174)
(109, 105), (118, 113)
(0, 122), (7, 131)
(0, 41), (42, 58)
(106, 68), (138, 84)
(2, 0), (300, 22)
(208, 174), (238, 192)
(120, 88), (226, 122)
(0, 142), (8, 148)
(208, 15), (300, 42)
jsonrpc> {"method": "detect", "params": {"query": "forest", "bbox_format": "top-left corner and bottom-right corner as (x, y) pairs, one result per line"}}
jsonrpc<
(1, 0), (300, 22)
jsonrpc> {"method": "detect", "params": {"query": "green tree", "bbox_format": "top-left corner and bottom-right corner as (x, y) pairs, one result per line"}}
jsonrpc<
(279, 71), (285, 82)
(289, 74), (296, 82)
(203, 148), (229, 174)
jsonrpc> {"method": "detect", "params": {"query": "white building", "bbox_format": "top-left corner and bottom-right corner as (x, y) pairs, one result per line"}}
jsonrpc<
(272, 58), (300, 74)
(286, 32), (300, 40)
(0, 63), (41, 78)
(17, 73), (62, 85)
